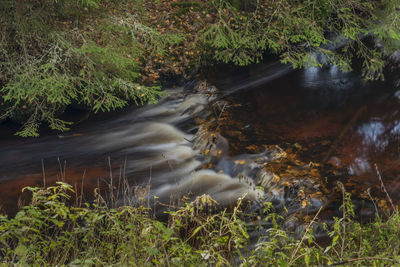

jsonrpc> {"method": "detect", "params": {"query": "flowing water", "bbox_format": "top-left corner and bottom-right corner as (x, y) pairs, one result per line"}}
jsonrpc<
(0, 83), (260, 215)
(1, 61), (400, 239)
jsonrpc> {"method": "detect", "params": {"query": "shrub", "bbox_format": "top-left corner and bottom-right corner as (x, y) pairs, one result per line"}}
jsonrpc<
(1, 182), (400, 266)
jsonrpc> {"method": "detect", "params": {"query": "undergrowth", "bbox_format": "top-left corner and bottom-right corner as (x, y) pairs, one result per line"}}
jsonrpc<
(0, 182), (399, 266)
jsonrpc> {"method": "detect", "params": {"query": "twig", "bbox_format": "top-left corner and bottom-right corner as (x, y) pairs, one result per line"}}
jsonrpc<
(289, 205), (323, 265)
(337, 181), (346, 260)
(74, 183), (78, 206)
(80, 170), (86, 208)
(375, 164), (396, 211)
(108, 156), (114, 207)
(41, 159), (46, 188)
(57, 157), (67, 181)
(365, 188), (379, 217)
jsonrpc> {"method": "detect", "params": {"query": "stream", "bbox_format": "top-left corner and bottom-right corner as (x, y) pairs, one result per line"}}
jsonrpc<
(1, 60), (400, 240)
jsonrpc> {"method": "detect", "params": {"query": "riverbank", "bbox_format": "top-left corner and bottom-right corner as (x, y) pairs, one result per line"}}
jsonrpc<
(1, 182), (399, 266)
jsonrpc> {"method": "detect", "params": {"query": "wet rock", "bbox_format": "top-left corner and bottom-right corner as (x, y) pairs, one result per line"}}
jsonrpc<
(307, 198), (324, 213)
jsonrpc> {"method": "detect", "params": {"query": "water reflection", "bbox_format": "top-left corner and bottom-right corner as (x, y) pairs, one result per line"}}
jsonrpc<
(302, 65), (357, 90)
(348, 157), (372, 176)
(344, 109), (400, 193)
(357, 121), (388, 151)
(217, 64), (400, 203)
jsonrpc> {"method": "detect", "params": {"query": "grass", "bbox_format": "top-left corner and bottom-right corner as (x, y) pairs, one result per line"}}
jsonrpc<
(0, 182), (399, 266)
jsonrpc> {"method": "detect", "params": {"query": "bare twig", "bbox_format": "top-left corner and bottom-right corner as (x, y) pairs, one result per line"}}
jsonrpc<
(375, 164), (396, 211)
(108, 156), (114, 207)
(337, 181), (346, 260)
(289, 205), (323, 265)
(80, 170), (86, 208)
(365, 188), (379, 216)
(41, 159), (46, 188)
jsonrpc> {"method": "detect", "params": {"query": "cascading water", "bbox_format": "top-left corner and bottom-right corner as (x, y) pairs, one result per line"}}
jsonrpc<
(0, 83), (263, 215)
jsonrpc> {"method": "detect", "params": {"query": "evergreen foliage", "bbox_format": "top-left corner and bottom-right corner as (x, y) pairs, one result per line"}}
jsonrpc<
(0, 0), (164, 136)
(202, 0), (400, 79)
(1, 0), (399, 136)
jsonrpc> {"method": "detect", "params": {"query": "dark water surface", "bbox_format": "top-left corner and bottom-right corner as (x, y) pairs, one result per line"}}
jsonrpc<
(211, 64), (400, 208)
